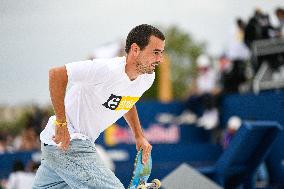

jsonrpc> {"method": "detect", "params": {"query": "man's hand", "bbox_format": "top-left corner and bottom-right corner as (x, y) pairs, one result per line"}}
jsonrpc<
(52, 122), (70, 151)
(135, 136), (152, 164)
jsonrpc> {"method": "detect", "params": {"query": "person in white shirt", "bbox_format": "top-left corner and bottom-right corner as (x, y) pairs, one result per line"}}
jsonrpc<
(182, 54), (220, 130)
(6, 161), (37, 189)
(32, 24), (165, 189)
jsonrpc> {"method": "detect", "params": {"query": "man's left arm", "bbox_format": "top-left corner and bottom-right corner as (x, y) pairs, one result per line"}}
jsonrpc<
(123, 105), (152, 164)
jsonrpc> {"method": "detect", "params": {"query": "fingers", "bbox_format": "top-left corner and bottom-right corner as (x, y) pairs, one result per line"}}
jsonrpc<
(142, 144), (152, 164)
(52, 135), (60, 144)
(54, 137), (70, 151)
(61, 136), (70, 151)
(52, 127), (70, 151)
(135, 137), (152, 164)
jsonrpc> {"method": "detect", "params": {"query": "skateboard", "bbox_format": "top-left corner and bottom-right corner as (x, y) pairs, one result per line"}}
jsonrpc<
(128, 149), (161, 189)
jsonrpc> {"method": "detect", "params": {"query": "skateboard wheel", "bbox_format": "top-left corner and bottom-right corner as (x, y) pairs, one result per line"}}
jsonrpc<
(151, 179), (161, 188)
(137, 185), (147, 189)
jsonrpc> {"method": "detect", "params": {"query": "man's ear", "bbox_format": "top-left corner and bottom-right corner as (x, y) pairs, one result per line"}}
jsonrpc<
(130, 43), (140, 57)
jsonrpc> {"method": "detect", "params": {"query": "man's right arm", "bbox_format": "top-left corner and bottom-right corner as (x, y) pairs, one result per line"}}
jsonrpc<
(49, 66), (68, 122)
(49, 66), (70, 150)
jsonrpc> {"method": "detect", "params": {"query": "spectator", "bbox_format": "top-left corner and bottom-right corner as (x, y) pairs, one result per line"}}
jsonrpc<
(13, 126), (40, 151)
(227, 18), (250, 62)
(223, 18), (250, 93)
(6, 161), (36, 189)
(275, 8), (284, 36)
(245, 9), (280, 73)
(181, 54), (220, 130)
(244, 9), (275, 49)
(222, 116), (242, 149)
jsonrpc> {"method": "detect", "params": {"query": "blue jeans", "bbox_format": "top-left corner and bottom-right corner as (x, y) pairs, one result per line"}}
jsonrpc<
(33, 139), (124, 189)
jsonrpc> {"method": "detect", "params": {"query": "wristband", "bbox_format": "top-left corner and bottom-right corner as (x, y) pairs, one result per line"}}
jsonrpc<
(54, 120), (67, 127)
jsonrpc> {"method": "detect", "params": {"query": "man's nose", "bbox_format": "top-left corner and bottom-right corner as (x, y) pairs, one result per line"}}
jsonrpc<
(156, 55), (162, 63)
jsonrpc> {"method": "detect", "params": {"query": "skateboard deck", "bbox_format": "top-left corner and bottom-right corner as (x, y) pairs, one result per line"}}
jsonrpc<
(128, 149), (161, 189)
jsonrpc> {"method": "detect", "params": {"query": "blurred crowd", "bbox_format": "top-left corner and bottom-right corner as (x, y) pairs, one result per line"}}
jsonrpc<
(221, 7), (284, 94)
(0, 105), (52, 188)
(0, 106), (52, 154)
(179, 7), (284, 131)
(0, 160), (39, 189)
(222, 7), (284, 93)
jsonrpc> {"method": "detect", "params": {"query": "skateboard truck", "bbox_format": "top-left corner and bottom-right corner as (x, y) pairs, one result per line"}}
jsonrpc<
(137, 179), (161, 189)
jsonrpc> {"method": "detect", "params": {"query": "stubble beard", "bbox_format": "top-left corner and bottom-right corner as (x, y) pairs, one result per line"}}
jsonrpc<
(136, 60), (153, 74)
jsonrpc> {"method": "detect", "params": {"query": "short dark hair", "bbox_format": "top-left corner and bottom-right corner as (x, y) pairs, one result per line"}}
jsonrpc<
(12, 160), (24, 172)
(275, 8), (284, 16)
(125, 24), (165, 53)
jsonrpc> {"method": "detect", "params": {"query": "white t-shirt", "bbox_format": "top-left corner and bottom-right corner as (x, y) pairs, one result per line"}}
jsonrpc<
(197, 69), (218, 94)
(40, 56), (155, 145)
(6, 172), (36, 189)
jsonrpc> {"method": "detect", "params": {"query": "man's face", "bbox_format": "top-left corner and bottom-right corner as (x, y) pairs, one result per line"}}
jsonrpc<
(135, 36), (165, 74)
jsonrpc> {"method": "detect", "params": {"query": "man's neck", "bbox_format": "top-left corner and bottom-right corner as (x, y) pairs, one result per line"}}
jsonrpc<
(125, 56), (139, 81)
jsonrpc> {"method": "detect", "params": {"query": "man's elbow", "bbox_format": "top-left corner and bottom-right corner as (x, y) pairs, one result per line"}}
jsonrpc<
(49, 67), (55, 77)
(49, 68), (56, 83)
(49, 66), (68, 84)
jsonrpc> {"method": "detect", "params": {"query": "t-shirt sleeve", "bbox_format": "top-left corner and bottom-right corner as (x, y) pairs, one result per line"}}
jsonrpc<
(65, 59), (110, 85)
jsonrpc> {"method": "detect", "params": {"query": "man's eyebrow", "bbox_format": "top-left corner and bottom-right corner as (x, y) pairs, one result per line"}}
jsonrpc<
(153, 49), (164, 52)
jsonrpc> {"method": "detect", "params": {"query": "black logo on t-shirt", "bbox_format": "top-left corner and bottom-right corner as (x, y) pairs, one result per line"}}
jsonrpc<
(102, 94), (122, 110)
(102, 94), (140, 111)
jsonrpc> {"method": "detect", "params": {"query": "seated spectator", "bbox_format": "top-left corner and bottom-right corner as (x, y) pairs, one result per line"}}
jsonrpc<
(6, 161), (36, 189)
(222, 116), (242, 149)
(180, 54), (220, 130)
(13, 126), (40, 151)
